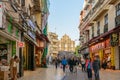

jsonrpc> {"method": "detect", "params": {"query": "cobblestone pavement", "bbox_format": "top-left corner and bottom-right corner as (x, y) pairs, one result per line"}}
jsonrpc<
(19, 65), (120, 80)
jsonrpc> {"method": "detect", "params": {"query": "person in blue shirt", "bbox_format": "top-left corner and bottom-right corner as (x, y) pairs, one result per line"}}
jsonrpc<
(86, 58), (92, 80)
(61, 57), (68, 72)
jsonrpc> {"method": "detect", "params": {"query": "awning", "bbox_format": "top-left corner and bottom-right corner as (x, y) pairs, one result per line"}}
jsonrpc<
(36, 31), (50, 43)
(40, 34), (50, 43)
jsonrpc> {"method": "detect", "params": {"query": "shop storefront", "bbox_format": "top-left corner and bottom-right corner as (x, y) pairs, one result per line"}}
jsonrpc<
(89, 38), (115, 69)
(35, 32), (45, 67)
(23, 37), (35, 71)
(23, 19), (36, 71)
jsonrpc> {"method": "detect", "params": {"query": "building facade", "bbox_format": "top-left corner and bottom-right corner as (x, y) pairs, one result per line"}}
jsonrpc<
(79, 0), (120, 69)
(48, 32), (58, 58)
(59, 34), (75, 52)
(0, 0), (50, 78)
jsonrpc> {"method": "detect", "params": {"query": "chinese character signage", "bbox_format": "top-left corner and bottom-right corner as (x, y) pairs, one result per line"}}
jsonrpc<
(90, 42), (105, 53)
(110, 33), (119, 46)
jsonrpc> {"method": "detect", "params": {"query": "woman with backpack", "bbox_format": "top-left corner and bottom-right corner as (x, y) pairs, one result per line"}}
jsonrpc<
(86, 58), (92, 80)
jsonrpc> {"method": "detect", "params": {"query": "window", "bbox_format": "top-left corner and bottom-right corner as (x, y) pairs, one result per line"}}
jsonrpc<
(104, 14), (108, 33)
(116, 3), (120, 16)
(116, 3), (120, 27)
(92, 26), (94, 37)
(104, 14), (108, 25)
(21, 0), (25, 6)
(97, 21), (100, 35)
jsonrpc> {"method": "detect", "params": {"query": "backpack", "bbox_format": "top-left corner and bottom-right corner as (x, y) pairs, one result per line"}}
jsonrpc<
(87, 62), (91, 69)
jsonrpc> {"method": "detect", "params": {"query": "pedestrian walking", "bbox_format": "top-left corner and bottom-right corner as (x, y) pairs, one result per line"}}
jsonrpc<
(48, 55), (52, 65)
(81, 58), (86, 72)
(61, 57), (68, 72)
(93, 56), (100, 80)
(10, 55), (20, 80)
(54, 57), (58, 69)
(102, 58), (107, 70)
(68, 57), (74, 72)
(86, 58), (92, 80)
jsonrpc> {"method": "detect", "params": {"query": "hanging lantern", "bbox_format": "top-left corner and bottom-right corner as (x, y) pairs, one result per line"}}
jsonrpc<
(39, 40), (45, 48)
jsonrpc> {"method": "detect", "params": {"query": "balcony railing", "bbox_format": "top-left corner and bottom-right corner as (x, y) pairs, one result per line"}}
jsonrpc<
(88, 0), (92, 3)
(109, 0), (117, 4)
(115, 15), (120, 27)
(104, 23), (108, 33)
(83, 10), (92, 22)
(31, 0), (41, 13)
(84, 1), (90, 10)
(82, 0), (105, 23)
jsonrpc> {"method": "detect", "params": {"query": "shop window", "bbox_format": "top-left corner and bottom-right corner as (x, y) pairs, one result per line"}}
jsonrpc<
(0, 44), (7, 61)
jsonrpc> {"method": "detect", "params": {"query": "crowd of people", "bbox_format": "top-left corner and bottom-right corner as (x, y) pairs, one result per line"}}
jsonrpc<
(48, 55), (101, 80)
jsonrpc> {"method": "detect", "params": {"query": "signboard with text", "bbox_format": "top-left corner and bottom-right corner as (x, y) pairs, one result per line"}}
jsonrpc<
(110, 33), (119, 46)
(18, 42), (25, 48)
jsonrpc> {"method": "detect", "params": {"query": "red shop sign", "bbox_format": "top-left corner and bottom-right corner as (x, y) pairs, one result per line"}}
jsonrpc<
(90, 42), (105, 53)
(18, 42), (24, 47)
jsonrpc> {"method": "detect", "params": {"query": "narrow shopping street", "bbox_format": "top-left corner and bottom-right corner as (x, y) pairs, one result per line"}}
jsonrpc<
(1, 0), (120, 80)
(19, 65), (120, 80)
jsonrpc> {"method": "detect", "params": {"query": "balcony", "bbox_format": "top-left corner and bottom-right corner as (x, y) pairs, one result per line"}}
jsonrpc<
(115, 15), (120, 27)
(31, 0), (41, 13)
(104, 24), (108, 33)
(84, 1), (90, 10)
(109, 0), (117, 4)
(93, 9), (108, 21)
(53, 39), (58, 42)
(88, 0), (92, 3)
(83, 10), (91, 22)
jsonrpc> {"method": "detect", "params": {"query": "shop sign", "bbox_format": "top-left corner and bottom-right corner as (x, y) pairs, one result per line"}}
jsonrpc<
(0, 2), (6, 29)
(28, 30), (36, 40)
(90, 42), (105, 53)
(39, 40), (45, 48)
(18, 42), (24, 47)
(110, 33), (119, 46)
(27, 19), (35, 30)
